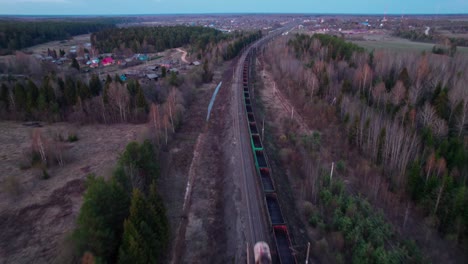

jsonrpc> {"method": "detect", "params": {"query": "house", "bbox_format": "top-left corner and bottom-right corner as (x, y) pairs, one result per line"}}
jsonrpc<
(102, 57), (114, 66)
(146, 73), (159, 80)
(136, 54), (149, 61)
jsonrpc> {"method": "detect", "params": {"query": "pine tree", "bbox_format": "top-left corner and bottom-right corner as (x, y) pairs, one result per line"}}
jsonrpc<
(73, 175), (130, 262)
(26, 79), (39, 112)
(398, 67), (411, 89)
(89, 74), (102, 96)
(37, 88), (48, 112)
(118, 187), (168, 264)
(118, 189), (150, 264)
(118, 219), (146, 264)
(135, 86), (148, 111)
(148, 182), (169, 251)
(0, 83), (10, 111)
(71, 58), (80, 71)
(13, 83), (26, 110)
(64, 77), (76, 106)
(77, 80), (91, 100)
(106, 74), (112, 85)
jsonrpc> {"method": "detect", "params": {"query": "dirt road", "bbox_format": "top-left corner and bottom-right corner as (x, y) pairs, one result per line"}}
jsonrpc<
(176, 48), (189, 64)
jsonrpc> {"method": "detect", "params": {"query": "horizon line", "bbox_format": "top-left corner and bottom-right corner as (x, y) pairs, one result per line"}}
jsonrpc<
(1, 12), (468, 17)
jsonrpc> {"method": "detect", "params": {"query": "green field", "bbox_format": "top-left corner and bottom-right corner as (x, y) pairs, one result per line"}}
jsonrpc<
(351, 38), (468, 54)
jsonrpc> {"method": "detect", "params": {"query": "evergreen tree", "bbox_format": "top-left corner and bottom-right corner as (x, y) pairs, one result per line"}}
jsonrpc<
(118, 219), (146, 264)
(115, 73), (123, 84)
(0, 83), (10, 111)
(37, 88), (48, 112)
(118, 140), (159, 192)
(147, 182), (169, 251)
(89, 74), (102, 96)
(13, 83), (26, 110)
(126, 79), (138, 97)
(433, 87), (450, 121)
(105, 74), (112, 85)
(64, 77), (77, 106)
(73, 175), (130, 262)
(118, 187), (168, 264)
(71, 58), (80, 71)
(26, 79), (39, 112)
(398, 67), (411, 89)
(135, 87), (148, 111)
(169, 71), (179, 86)
(77, 80), (91, 100)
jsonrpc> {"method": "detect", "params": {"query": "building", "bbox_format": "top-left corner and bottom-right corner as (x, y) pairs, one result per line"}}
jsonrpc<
(102, 57), (114, 66)
(146, 73), (159, 80)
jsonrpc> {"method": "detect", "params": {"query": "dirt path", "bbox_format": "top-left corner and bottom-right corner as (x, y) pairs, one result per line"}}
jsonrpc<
(160, 61), (247, 263)
(176, 48), (189, 64)
(258, 58), (311, 135)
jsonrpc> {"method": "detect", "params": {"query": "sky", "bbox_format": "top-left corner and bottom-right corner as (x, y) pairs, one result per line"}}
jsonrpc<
(0, 0), (467, 15)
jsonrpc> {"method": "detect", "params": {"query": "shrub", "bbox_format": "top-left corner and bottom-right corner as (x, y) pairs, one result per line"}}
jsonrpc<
(336, 160), (346, 172)
(67, 133), (78, 142)
(309, 213), (320, 228)
(42, 168), (50, 179)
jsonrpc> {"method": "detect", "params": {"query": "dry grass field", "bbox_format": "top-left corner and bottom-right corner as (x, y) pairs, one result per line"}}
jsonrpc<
(0, 121), (147, 264)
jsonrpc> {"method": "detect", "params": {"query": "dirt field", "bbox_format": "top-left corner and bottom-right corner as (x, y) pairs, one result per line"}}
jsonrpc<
(0, 122), (147, 263)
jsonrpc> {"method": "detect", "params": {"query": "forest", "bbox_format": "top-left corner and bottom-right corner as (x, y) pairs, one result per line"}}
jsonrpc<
(91, 26), (262, 60)
(91, 26), (226, 53)
(262, 33), (468, 261)
(73, 140), (169, 263)
(0, 73), (149, 123)
(0, 20), (115, 55)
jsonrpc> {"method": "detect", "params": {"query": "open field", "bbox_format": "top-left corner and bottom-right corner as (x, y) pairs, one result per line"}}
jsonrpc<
(0, 122), (147, 264)
(351, 36), (468, 54)
(23, 34), (91, 55)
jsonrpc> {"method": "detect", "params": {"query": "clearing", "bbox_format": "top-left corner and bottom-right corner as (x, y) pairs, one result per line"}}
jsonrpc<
(351, 35), (468, 54)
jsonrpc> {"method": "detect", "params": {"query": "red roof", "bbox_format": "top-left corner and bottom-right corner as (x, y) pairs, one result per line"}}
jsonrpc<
(102, 57), (114, 65)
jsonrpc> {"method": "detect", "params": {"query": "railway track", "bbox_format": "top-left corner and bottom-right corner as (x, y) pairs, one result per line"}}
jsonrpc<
(234, 24), (299, 263)
(242, 53), (296, 264)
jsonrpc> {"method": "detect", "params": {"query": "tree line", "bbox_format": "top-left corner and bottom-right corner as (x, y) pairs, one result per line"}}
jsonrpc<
(91, 26), (227, 54)
(0, 74), (148, 123)
(0, 20), (115, 55)
(264, 33), (468, 254)
(73, 140), (169, 263)
(222, 30), (262, 60)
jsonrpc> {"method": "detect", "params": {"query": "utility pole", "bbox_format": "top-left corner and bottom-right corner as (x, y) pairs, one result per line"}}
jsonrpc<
(305, 242), (311, 264)
(291, 107), (294, 120)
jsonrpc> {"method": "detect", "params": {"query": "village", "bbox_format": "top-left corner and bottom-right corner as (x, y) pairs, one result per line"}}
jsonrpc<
(20, 33), (202, 84)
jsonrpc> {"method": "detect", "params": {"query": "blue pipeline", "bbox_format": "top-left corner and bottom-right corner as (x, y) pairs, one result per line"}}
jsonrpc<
(206, 81), (223, 121)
